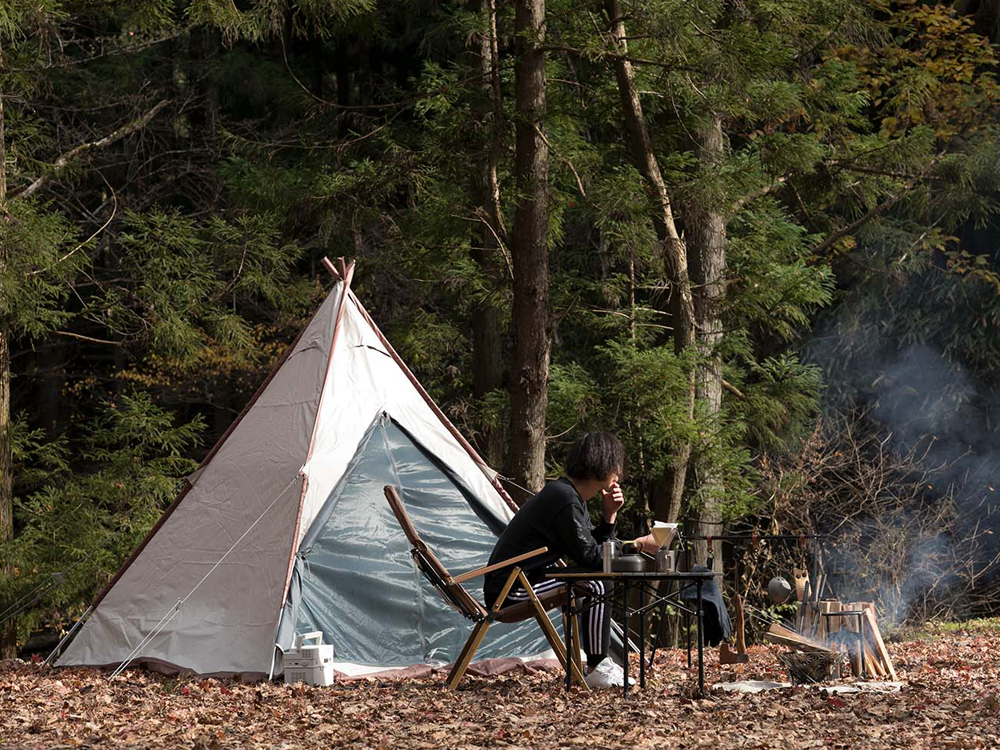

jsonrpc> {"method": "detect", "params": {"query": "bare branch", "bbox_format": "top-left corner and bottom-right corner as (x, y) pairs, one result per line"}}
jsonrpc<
(722, 378), (747, 400)
(731, 176), (787, 213)
(13, 99), (170, 201)
(28, 174), (118, 277)
(53, 330), (120, 346)
(533, 124), (586, 197)
(810, 152), (945, 257)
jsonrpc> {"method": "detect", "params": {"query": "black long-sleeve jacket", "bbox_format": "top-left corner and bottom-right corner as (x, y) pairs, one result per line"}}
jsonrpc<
(482, 477), (615, 606)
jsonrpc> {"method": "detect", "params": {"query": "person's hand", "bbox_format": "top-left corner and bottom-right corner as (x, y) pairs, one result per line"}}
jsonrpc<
(601, 482), (624, 523)
(635, 533), (659, 554)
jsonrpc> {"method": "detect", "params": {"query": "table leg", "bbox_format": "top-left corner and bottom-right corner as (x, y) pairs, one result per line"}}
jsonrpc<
(685, 611), (692, 668)
(565, 584), (572, 691)
(649, 596), (668, 668)
(639, 584), (646, 689)
(696, 580), (705, 695)
(621, 579), (630, 699)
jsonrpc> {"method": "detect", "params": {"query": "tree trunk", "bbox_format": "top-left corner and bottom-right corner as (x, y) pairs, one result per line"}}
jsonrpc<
(604, 0), (696, 523)
(470, 0), (507, 469)
(508, 0), (550, 497)
(688, 114), (727, 572)
(0, 88), (15, 659)
(0, 322), (12, 659)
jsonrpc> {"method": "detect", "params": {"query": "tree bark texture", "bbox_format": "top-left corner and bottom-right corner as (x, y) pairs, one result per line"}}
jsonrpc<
(508, 0), (550, 497)
(605, 0), (696, 523)
(688, 113), (727, 572)
(470, 0), (507, 469)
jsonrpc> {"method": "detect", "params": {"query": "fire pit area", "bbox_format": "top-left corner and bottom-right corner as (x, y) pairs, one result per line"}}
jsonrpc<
(761, 569), (898, 683)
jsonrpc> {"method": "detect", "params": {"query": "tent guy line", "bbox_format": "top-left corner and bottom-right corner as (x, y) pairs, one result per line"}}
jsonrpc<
(105, 473), (303, 680)
(0, 574), (64, 628)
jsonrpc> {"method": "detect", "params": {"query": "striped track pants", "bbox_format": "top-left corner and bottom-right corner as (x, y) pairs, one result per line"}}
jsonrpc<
(504, 575), (609, 662)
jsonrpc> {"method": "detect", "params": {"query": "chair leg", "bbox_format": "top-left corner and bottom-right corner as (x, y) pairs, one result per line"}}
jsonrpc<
(445, 566), (517, 691)
(447, 619), (491, 690)
(534, 609), (589, 690)
(490, 567), (523, 615)
(569, 604), (584, 676)
(518, 572), (589, 691)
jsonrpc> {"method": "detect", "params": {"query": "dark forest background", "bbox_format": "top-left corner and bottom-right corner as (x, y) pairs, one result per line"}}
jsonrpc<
(5, 0), (1000, 657)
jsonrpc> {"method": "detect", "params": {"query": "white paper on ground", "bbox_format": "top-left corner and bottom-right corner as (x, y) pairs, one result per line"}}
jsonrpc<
(819, 681), (905, 694)
(712, 680), (792, 693)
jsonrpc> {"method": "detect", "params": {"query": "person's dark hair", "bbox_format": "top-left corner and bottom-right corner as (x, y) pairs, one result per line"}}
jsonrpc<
(563, 432), (625, 481)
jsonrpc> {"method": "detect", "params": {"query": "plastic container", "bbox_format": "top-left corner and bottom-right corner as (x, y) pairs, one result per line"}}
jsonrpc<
(284, 662), (335, 686)
(284, 631), (333, 668)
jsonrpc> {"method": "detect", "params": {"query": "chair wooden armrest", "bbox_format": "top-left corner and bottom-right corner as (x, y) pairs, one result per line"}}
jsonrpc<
(451, 547), (549, 584)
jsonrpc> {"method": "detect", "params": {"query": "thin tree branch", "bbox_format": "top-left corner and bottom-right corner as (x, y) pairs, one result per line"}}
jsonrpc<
(28, 175), (117, 277)
(0, 90), (6, 207)
(836, 163), (946, 181)
(13, 99), (170, 201)
(722, 378), (747, 400)
(11, 27), (192, 72)
(533, 124), (586, 197)
(731, 176), (787, 213)
(810, 152), (944, 257)
(539, 43), (700, 72)
(53, 330), (120, 346)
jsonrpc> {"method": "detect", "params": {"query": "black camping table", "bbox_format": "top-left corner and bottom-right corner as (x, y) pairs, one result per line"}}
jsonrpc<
(545, 569), (718, 698)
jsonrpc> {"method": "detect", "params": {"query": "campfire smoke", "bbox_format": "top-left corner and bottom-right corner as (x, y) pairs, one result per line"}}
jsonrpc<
(784, 328), (1000, 623)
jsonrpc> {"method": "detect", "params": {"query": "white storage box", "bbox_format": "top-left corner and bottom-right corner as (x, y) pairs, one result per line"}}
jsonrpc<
(284, 661), (334, 687)
(283, 632), (334, 684)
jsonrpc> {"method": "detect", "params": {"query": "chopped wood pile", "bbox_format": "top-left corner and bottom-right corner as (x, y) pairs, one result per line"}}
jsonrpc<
(761, 568), (897, 681)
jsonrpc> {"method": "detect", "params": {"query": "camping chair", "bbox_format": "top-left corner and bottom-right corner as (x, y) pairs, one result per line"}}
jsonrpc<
(383, 485), (589, 691)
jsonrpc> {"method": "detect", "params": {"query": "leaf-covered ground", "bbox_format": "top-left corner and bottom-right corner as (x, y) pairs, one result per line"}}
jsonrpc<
(3, 626), (1000, 750)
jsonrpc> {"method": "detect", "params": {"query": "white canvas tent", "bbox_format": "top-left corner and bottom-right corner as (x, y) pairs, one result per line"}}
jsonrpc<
(57, 259), (551, 679)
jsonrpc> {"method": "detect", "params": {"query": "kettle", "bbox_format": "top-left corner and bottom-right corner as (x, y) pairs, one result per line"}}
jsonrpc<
(611, 541), (648, 573)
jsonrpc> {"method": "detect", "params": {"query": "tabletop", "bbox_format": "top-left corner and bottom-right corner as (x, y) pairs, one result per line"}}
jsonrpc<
(545, 570), (718, 580)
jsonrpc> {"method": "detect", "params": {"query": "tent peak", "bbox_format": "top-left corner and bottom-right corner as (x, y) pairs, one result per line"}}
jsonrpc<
(322, 256), (353, 281)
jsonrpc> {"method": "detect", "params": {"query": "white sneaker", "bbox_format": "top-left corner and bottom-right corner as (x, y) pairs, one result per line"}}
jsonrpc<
(584, 658), (634, 689)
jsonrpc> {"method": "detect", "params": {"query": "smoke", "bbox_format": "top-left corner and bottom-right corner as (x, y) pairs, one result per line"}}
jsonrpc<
(804, 323), (1000, 622)
(869, 344), (1000, 533)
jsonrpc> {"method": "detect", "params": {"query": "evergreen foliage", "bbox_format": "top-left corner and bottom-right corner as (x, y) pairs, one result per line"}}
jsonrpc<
(4, 0), (1000, 650)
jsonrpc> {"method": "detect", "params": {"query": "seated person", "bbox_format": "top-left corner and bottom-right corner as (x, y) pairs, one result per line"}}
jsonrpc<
(483, 432), (657, 688)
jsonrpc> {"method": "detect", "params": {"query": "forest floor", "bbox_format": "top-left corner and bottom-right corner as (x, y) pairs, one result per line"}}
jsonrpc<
(2, 620), (1000, 750)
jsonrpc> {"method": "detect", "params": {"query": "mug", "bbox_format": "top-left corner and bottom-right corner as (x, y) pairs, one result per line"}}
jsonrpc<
(655, 549), (675, 573)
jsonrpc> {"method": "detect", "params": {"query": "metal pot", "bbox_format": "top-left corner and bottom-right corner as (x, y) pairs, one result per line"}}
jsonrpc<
(611, 553), (647, 573)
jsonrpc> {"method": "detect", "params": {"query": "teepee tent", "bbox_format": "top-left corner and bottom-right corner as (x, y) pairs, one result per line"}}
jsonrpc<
(57, 259), (550, 679)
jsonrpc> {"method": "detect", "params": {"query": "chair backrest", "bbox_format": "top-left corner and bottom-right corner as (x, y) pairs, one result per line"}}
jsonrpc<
(383, 485), (488, 622)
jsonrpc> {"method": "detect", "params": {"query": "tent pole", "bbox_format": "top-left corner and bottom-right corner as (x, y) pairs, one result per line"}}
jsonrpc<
(320, 257), (520, 514)
(268, 642), (280, 681)
(44, 605), (92, 666)
(83, 285), (331, 617)
(277, 261), (356, 612)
